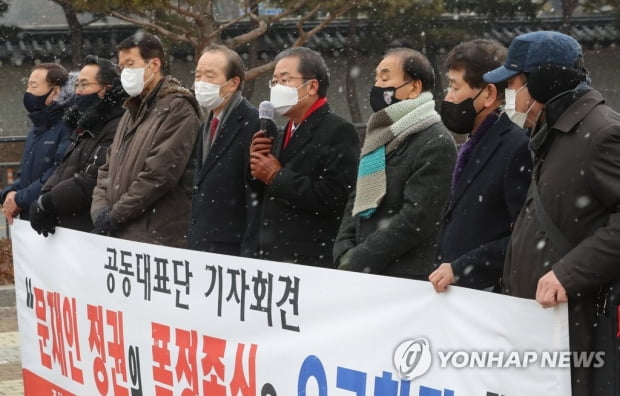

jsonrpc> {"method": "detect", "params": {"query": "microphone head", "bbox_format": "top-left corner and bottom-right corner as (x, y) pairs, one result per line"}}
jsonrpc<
(259, 101), (275, 120)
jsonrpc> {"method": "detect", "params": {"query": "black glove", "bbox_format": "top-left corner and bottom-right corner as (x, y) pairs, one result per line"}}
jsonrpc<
(92, 207), (121, 236)
(29, 194), (58, 237)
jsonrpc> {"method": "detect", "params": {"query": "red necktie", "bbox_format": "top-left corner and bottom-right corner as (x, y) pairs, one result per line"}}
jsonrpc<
(209, 117), (219, 144)
(283, 122), (294, 149)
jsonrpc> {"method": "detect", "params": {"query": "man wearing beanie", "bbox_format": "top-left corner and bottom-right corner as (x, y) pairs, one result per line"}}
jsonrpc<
(484, 31), (620, 395)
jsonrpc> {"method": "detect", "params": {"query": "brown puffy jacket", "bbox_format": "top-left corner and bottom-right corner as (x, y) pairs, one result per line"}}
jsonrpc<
(91, 76), (201, 247)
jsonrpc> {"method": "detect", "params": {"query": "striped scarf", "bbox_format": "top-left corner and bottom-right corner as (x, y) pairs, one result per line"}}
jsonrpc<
(352, 91), (441, 218)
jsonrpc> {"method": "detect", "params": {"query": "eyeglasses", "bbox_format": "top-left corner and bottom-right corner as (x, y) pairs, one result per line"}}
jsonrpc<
(117, 59), (151, 73)
(74, 82), (100, 90)
(268, 76), (308, 88)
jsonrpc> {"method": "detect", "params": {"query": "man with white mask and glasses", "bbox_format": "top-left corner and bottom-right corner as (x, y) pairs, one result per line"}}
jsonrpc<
(247, 47), (359, 267)
(91, 31), (200, 247)
(484, 31), (620, 395)
(187, 44), (260, 256)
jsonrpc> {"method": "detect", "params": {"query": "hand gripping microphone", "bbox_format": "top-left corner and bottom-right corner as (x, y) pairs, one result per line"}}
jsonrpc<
(258, 101), (277, 140)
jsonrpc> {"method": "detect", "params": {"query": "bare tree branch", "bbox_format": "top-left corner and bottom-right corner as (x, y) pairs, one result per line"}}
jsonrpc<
(560, 0), (579, 31)
(209, 8), (254, 36)
(243, 0), (363, 80)
(265, 0), (311, 24)
(292, 0), (361, 47)
(110, 10), (198, 47)
(223, 0), (312, 49)
(83, 0), (365, 81)
(246, 60), (276, 81)
(81, 16), (105, 26)
(112, 6), (150, 21)
(301, 2), (324, 24)
(221, 19), (269, 49)
(165, 1), (201, 20)
(159, 1), (212, 37)
(296, 2), (323, 40)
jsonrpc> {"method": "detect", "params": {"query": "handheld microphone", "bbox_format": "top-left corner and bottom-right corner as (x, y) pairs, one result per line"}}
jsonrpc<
(258, 101), (277, 139)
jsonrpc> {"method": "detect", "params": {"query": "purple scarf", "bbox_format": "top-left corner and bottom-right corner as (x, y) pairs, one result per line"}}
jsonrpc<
(451, 112), (499, 193)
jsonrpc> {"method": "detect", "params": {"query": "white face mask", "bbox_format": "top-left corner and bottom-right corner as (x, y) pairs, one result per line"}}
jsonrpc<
(505, 84), (532, 128)
(121, 63), (151, 97)
(269, 81), (309, 116)
(194, 81), (229, 111)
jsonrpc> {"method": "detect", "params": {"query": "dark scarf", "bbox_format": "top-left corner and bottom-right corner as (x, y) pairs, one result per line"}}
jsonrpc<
(63, 80), (128, 134)
(529, 81), (592, 155)
(451, 111), (499, 193)
(28, 101), (66, 132)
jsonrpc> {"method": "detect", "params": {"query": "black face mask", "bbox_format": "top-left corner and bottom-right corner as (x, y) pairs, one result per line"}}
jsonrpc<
(74, 91), (102, 112)
(440, 87), (485, 135)
(369, 80), (411, 112)
(23, 88), (54, 113)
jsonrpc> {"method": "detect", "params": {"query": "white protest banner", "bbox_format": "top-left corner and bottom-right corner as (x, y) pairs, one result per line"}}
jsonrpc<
(11, 219), (571, 395)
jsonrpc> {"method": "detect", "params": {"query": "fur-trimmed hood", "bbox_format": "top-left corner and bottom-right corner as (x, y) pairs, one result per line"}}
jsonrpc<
(124, 75), (201, 120)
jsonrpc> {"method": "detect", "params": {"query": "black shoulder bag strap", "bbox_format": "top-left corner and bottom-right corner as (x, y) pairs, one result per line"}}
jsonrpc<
(529, 128), (572, 256)
(530, 181), (572, 256)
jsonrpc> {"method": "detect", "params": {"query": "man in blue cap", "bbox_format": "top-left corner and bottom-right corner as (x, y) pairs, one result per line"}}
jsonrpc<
(484, 31), (620, 395)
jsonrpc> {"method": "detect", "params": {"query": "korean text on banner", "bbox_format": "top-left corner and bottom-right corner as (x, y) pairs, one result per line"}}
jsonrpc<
(10, 219), (571, 395)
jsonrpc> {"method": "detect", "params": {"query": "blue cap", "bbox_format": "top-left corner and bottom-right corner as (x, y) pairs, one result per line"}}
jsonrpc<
(483, 31), (582, 84)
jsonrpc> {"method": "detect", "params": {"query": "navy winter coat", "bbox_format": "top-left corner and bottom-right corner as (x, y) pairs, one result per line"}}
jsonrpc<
(0, 102), (71, 219)
(436, 114), (531, 290)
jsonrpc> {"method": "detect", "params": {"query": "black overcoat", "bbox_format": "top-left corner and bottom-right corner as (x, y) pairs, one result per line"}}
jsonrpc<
(187, 97), (260, 255)
(437, 114), (531, 290)
(253, 103), (360, 267)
